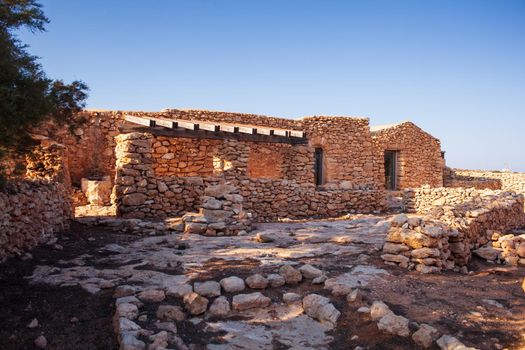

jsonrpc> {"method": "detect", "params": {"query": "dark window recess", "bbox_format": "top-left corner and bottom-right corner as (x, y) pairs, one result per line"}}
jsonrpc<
(314, 148), (324, 186)
(384, 150), (398, 190)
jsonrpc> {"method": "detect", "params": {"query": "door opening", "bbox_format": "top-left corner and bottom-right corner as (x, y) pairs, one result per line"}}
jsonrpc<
(314, 148), (324, 186)
(384, 150), (398, 190)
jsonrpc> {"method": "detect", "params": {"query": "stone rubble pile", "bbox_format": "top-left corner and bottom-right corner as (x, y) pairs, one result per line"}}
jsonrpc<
(473, 231), (525, 266)
(382, 189), (525, 272)
(358, 300), (477, 349)
(182, 183), (252, 236)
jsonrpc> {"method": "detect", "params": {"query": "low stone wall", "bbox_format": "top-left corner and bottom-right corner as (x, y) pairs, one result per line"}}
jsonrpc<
(443, 167), (502, 190)
(114, 132), (385, 221)
(383, 191), (525, 272)
(403, 186), (498, 213)
(0, 181), (72, 262)
(444, 168), (525, 195)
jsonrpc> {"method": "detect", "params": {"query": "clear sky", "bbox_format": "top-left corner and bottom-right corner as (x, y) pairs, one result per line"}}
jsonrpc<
(18, 0), (525, 171)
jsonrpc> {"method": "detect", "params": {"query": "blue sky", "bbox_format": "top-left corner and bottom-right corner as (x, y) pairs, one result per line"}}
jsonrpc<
(18, 0), (525, 171)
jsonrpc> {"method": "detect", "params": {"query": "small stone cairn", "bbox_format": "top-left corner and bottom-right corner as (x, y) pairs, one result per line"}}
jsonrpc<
(183, 183), (251, 236)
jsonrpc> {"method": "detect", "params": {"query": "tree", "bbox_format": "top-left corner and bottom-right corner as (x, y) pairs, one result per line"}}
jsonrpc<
(0, 0), (88, 186)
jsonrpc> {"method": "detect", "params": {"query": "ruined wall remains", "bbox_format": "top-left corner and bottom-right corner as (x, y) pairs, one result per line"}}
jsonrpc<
(371, 122), (444, 190)
(0, 181), (72, 262)
(403, 186), (494, 213)
(114, 132), (385, 221)
(445, 168), (525, 195)
(382, 190), (525, 272)
(443, 167), (501, 190)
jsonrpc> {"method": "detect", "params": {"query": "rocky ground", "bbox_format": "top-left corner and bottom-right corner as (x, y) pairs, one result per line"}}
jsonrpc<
(0, 216), (524, 350)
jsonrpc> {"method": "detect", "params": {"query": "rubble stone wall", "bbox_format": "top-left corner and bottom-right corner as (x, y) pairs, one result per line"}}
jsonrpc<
(403, 186), (493, 213)
(114, 132), (385, 221)
(372, 122), (444, 190)
(0, 181), (72, 262)
(445, 168), (525, 195)
(383, 190), (525, 272)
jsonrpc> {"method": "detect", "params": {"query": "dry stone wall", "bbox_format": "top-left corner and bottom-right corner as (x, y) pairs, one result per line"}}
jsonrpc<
(445, 168), (525, 195)
(0, 181), (72, 262)
(384, 188), (525, 272)
(114, 132), (385, 221)
(372, 122), (444, 190)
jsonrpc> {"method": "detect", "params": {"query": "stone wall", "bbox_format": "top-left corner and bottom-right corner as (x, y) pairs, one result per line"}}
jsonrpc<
(403, 186), (495, 213)
(372, 122), (444, 190)
(445, 168), (525, 195)
(382, 190), (525, 272)
(0, 181), (72, 262)
(114, 132), (385, 221)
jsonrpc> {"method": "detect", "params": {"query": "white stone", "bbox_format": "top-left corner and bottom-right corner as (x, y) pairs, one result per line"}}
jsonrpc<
(279, 265), (302, 284)
(166, 283), (193, 298)
(208, 296), (231, 317)
(220, 276), (246, 293)
(370, 301), (393, 321)
(194, 281), (221, 297)
(302, 294), (340, 327)
(412, 324), (439, 348)
(377, 313), (410, 337)
(232, 292), (271, 311)
(299, 264), (324, 279)
(283, 292), (301, 303)
(245, 274), (268, 289)
(267, 274), (286, 288)
(34, 335), (47, 349)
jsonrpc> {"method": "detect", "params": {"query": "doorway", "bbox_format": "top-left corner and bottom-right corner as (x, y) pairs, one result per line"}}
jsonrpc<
(314, 148), (324, 186)
(384, 150), (398, 190)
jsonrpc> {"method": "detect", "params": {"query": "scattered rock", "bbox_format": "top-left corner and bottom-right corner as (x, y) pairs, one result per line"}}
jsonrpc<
(357, 307), (370, 314)
(473, 246), (501, 261)
(208, 296), (231, 317)
(138, 289), (165, 303)
(279, 265), (302, 284)
(156, 305), (186, 321)
(220, 276), (246, 293)
(34, 335), (47, 348)
(245, 274), (268, 289)
(183, 293), (209, 315)
(27, 318), (39, 329)
(255, 232), (275, 243)
(232, 292), (271, 311)
(412, 324), (439, 348)
(302, 294), (340, 327)
(194, 281), (221, 297)
(436, 334), (476, 350)
(299, 264), (324, 279)
(283, 292), (301, 304)
(377, 314), (410, 337)
(118, 318), (141, 332)
(346, 290), (361, 303)
(370, 301), (393, 321)
(267, 274), (286, 288)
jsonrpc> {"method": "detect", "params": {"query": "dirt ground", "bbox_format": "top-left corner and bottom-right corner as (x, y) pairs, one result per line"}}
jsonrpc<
(0, 221), (524, 350)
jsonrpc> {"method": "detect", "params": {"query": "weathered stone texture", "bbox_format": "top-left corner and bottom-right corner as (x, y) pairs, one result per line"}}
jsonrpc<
(385, 189), (525, 271)
(372, 122), (444, 189)
(445, 168), (525, 195)
(0, 181), (72, 262)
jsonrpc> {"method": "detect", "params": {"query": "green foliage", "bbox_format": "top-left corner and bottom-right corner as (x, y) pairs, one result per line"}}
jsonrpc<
(0, 0), (88, 186)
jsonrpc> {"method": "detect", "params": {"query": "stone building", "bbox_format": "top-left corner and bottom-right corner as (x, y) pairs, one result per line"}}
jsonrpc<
(26, 109), (445, 223)
(370, 121), (445, 190)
